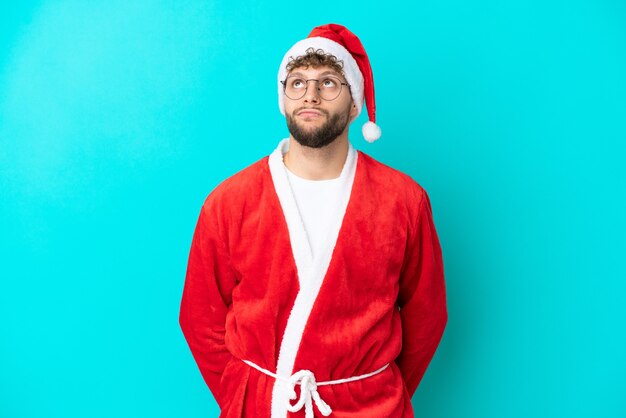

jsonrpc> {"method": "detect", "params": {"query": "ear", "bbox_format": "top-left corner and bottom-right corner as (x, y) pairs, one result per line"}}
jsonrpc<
(349, 102), (358, 120)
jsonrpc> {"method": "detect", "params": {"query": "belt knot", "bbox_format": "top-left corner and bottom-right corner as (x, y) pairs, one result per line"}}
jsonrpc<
(285, 369), (332, 417)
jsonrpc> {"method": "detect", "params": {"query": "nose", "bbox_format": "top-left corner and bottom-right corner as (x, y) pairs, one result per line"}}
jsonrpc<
(302, 80), (321, 103)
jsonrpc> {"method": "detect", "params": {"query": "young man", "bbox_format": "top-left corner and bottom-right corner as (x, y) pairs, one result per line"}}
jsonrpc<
(179, 24), (448, 418)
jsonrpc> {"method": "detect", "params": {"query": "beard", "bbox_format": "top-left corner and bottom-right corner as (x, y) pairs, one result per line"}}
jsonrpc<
(286, 104), (351, 149)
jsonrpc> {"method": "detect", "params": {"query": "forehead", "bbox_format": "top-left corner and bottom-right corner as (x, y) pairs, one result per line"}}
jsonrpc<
(287, 66), (345, 80)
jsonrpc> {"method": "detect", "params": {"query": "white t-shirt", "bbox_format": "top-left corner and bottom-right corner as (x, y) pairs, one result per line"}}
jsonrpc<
(284, 169), (345, 259)
(282, 143), (357, 259)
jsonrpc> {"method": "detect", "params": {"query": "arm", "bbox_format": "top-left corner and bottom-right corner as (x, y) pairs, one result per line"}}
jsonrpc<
(395, 188), (448, 398)
(179, 201), (237, 409)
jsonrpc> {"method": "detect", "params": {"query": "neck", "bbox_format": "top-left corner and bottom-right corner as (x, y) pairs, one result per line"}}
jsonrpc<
(283, 134), (349, 180)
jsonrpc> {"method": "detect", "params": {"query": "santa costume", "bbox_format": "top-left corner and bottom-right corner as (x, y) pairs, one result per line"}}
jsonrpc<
(179, 24), (448, 418)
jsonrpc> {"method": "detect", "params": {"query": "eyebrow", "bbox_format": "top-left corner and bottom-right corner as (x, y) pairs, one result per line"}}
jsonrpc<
(289, 70), (344, 79)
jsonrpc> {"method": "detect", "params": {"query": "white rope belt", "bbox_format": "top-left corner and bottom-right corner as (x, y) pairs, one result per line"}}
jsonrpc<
(242, 359), (389, 418)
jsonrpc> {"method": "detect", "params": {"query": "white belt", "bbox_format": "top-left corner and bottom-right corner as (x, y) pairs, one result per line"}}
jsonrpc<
(242, 359), (389, 418)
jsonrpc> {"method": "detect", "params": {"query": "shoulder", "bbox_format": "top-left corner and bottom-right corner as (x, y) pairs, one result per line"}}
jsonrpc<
(201, 156), (270, 217)
(356, 151), (434, 235)
(357, 150), (427, 203)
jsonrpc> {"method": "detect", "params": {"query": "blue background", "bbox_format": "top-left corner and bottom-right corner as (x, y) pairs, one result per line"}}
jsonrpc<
(1, 1), (624, 417)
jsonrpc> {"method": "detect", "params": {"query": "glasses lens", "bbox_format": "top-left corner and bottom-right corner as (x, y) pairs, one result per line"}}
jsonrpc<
(318, 76), (343, 101)
(284, 76), (307, 100)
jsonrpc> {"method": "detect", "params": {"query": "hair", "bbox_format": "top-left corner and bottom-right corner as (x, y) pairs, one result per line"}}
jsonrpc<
(285, 47), (344, 74)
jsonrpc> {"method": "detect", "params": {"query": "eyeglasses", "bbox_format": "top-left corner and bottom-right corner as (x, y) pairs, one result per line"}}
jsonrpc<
(281, 75), (350, 101)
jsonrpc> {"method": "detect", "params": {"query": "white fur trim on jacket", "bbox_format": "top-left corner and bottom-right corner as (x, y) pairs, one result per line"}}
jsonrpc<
(267, 138), (358, 418)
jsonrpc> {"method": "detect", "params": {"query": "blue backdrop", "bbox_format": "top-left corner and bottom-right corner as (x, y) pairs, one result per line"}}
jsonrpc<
(1, 1), (624, 417)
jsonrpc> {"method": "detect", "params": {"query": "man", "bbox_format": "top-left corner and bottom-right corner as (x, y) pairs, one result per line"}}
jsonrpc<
(179, 24), (448, 418)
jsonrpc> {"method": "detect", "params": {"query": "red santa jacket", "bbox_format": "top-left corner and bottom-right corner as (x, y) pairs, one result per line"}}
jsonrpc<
(179, 140), (448, 417)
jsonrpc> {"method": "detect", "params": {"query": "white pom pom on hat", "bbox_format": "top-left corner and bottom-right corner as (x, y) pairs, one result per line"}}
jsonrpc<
(278, 23), (381, 143)
(362, 121), (381, 143)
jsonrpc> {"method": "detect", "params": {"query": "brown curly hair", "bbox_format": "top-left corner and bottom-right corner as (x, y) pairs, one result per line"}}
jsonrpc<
(285, 47), (344, 75)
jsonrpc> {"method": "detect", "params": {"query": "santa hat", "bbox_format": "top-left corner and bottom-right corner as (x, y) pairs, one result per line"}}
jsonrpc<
(277, 23), (381, 143)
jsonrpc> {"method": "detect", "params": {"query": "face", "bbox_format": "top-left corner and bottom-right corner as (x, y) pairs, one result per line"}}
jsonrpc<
(283, 66), (358, 149)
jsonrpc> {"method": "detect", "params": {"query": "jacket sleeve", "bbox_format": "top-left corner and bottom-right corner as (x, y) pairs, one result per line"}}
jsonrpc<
(395, 188), (448, 398)
(179, 201), (237, 409)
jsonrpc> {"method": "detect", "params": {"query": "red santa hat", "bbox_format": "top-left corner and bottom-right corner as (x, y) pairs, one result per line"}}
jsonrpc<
(278, 23), (381, 143)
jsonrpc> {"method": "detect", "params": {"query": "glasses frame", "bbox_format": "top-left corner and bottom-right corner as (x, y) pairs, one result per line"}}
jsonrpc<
(281, 75), (351, 101)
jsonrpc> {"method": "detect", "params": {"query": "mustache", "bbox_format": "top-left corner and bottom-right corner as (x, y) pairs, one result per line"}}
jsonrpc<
(293, 107), (329, 116)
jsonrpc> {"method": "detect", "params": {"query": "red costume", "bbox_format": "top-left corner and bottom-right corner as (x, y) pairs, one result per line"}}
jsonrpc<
(179, 139), (448, 417)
